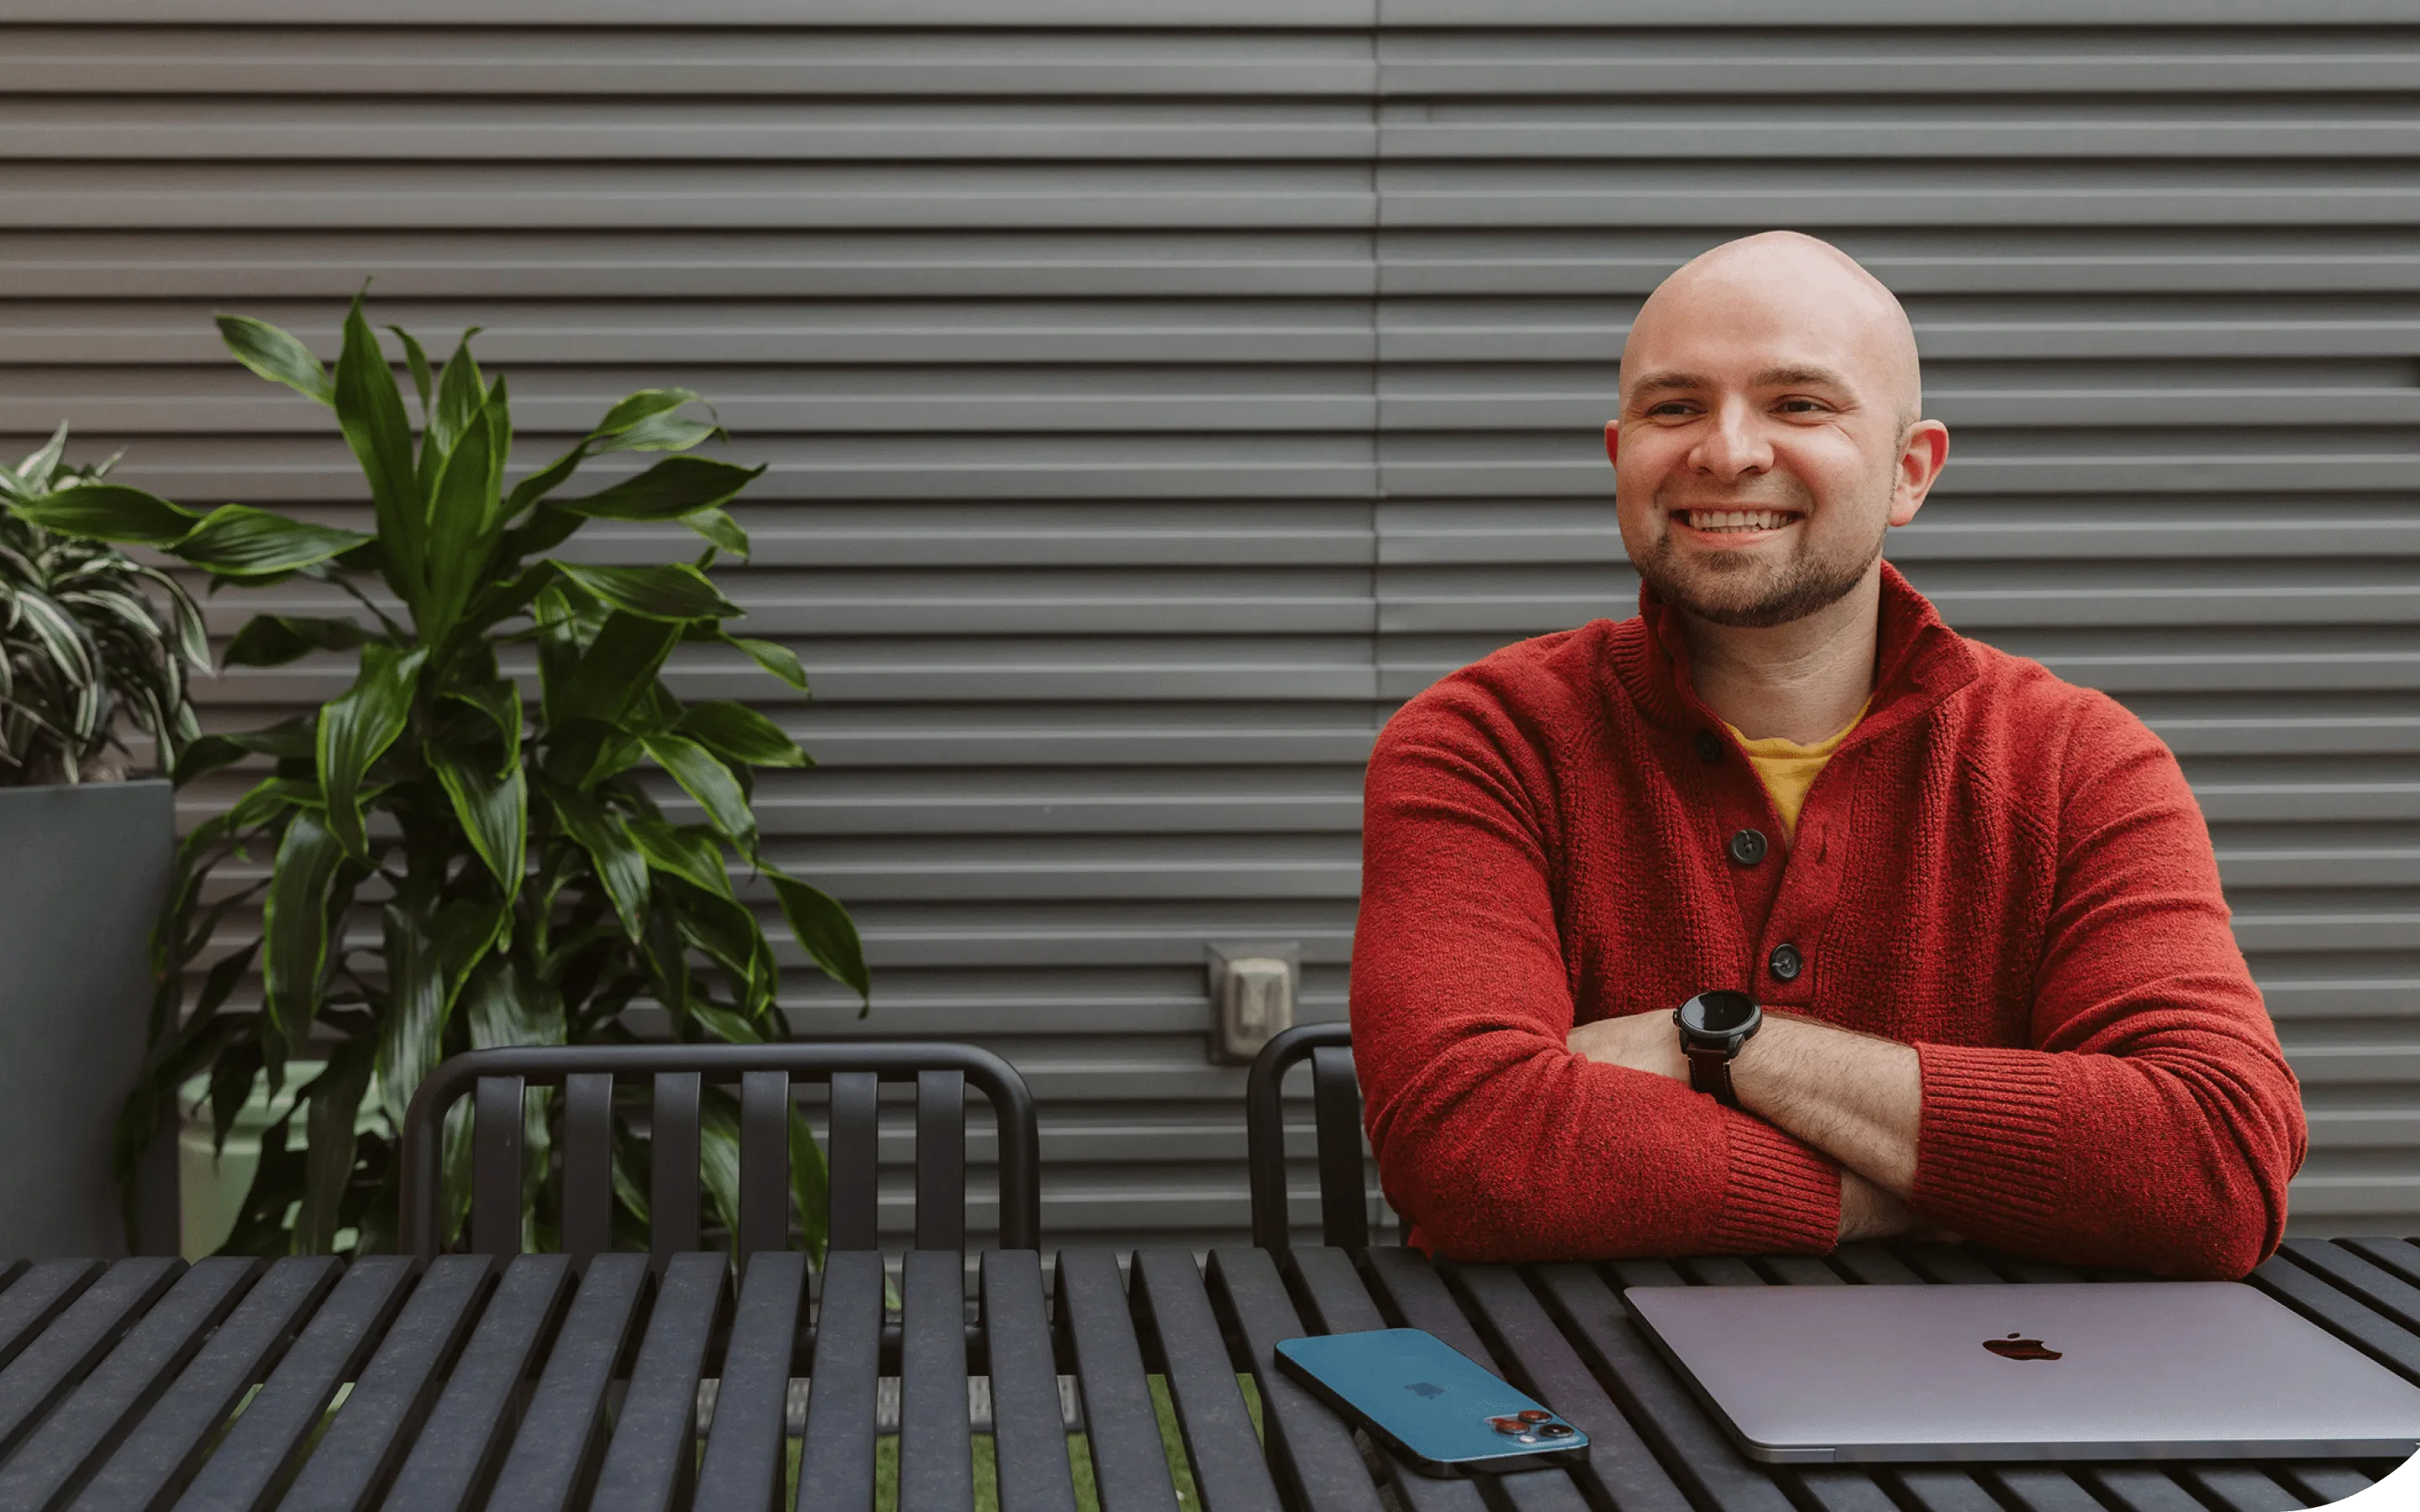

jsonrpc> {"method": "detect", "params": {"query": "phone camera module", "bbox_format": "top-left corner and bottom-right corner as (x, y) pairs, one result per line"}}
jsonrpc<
(1516, 1410), (1551, 1423)
(1537, 1422), (1574, 1438)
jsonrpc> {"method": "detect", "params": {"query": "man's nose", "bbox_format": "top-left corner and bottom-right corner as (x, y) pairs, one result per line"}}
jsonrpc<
(1690, 398), (1770, 478)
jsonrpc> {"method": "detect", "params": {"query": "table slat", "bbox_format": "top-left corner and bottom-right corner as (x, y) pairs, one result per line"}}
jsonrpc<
(592, 1252), (726, 1512)
(383, 1253), (573, 1512)
(1826, 1246), (1923, 1286)
(1896, 1245), (2003, 1287)
(1128, 1249), (1281, 1512)
(2280, 1239), (2420, 1334)
(1977, 1254), (2086, 1285)
(482, 1252), (650, 1512)
(1057, 1247), (1179, 1512)
(2342, 1238), (2420, 1291)
(1984, 1461), (2178, 1509)
(696, 1250), (805, 1512)
(1291, 1249), (1574, 1512)
(1892, 1468), (2018, 1512)
(902, 1249), (976, 1512)
(170, 1256), (416, 1512)
(1788, 1468), (1907, 1512)
(1443, 1259), (1696, 1512)
(2250, 1254), (2420, 1383)
(2082, 1467), (2218, 1512)
(0, 1263), (98, 1376)
(1678, 1257), (1765, 1287)
(2170, 1466), (2304, 1512)
(1752, 1256), (1842, 1288)
(796, 1248), (881, 1512)
(982, 1250), (1081, 1512)
(276, 1253), (494, 1512)
(0, 1257), (255, 1510)
(1530, 1263), (1797, 1512)
(2270, 1463), (2371, 1505)
(0, 1257), (182, 1461)
(71, 1257), (339, 1512)
(1203, 1249), (1383, 1512)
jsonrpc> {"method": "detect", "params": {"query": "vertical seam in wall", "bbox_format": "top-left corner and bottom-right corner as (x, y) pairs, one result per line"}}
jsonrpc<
(1366, 3), (1384, 721)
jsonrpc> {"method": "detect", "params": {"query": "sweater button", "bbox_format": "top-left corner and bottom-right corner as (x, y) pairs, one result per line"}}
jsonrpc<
(1768, 942), (1803, 982)
(1727, 828), (1768, 866)
(1695, 731), (1723, 764)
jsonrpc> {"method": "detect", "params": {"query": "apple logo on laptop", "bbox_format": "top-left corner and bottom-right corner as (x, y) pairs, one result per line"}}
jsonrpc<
(1981, 1331), (2062, 1362)
(1406, 1382), (1446, 1398)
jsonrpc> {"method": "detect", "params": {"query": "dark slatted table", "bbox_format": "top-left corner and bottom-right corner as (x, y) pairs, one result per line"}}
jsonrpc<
(0, 1239), (2408, 1511)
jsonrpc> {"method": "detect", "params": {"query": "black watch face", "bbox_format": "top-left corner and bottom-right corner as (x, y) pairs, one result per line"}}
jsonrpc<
(1685, 990), (1757, 1035)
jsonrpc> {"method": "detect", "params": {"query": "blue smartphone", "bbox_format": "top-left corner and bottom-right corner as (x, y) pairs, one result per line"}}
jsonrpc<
(1273, 1328), (1590, 1477)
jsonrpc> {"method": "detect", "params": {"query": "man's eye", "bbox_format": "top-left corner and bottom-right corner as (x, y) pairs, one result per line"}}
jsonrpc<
(1776, 398), (1830, 414)
(1644, 402), (1697, 417)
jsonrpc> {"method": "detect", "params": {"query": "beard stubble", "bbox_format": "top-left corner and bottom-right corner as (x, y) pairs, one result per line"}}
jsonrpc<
(1633, 472), (1892, 629)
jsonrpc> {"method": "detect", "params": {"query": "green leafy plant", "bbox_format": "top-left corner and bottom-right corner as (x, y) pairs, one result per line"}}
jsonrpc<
(0, 425), (208, 786)
(23, 296), (866, 1257)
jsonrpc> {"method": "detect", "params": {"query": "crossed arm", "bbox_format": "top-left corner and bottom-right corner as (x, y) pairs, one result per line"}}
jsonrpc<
(1565, 1011), (1933, 1242)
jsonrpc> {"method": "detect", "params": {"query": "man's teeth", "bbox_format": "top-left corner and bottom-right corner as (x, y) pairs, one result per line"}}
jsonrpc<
(1684, 510), (1798, 533)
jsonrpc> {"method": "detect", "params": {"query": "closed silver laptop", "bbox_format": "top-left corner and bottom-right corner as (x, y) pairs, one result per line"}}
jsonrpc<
(1623, 1281), (2420, 1462)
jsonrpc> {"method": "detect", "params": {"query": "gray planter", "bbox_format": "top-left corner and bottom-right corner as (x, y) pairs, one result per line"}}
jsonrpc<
(0, 779), (176, 1257)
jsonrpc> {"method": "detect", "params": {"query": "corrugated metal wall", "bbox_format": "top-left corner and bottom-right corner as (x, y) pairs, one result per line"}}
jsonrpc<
(1, 6), (2411, 1246)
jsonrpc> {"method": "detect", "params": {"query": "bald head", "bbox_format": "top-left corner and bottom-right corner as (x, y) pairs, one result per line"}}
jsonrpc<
(1605, 230), (1949, 635)
(1626, 232), (1921, 431)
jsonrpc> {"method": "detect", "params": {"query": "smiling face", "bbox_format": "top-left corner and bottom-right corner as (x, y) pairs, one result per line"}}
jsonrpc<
(1609, 234), (1948, 629)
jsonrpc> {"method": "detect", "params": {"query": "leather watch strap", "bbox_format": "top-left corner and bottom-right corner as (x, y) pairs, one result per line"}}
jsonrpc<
(1685, 1044), (1740, 1107)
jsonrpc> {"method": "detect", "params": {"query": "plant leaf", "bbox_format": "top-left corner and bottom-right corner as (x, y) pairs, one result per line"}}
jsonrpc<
(596, 412), (723, 454)
(629, 817), (734, 898)
(553, 611), (679, 729)
(261, 809), (346, 1047)
(555, 456), (765, 522)
(11, 483), (199, 545)
(678, 701), (806, 769)
(724, 633), (808, 692)
(175, 506), (373, 578)
(550, 788), (650, 942)
(419, 396), (498, 643)
(771, 873), (869, 1004)
(218, 314), (335, 407)
(684, 507), (750, 559)
(386, 324), (434, 420)
(789, 1105), (830, 1262)
(376, 895), (506, 1129)
(642, 733), (754, 843)
(595, 388), (699, 437)
(334, 293), (424, 602)
(298, 1038), (375, 1255)
(548, 560), (739, 622)
(317, 643), (427, 863)
(431, 741), (527, 898)
(445, 677), (523, 774)
(462, 956), (566, 1050)
(224, 614), (373, 669)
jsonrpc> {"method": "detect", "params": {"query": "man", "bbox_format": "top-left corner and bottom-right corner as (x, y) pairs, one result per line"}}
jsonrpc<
(1349, 232), (2304, 1278)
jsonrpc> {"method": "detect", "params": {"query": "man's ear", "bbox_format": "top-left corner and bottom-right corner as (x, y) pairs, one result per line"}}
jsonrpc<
(1603, 420), (1619, 470)
(1890, 419), (1950, 527)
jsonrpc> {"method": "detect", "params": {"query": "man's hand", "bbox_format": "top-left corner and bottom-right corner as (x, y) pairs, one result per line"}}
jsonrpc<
(1840, 1170), (1968, 1244)
(1569, 1008), (1935, 1210)
(1566, 1012), (1691, 1084)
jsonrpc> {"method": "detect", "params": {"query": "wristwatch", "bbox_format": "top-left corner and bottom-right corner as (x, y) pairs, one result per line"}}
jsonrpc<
(1673, 990), (1762, 1108)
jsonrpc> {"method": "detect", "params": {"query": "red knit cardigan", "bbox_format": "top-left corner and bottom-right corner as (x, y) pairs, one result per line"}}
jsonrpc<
(1350, 564), (2305, 1278)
